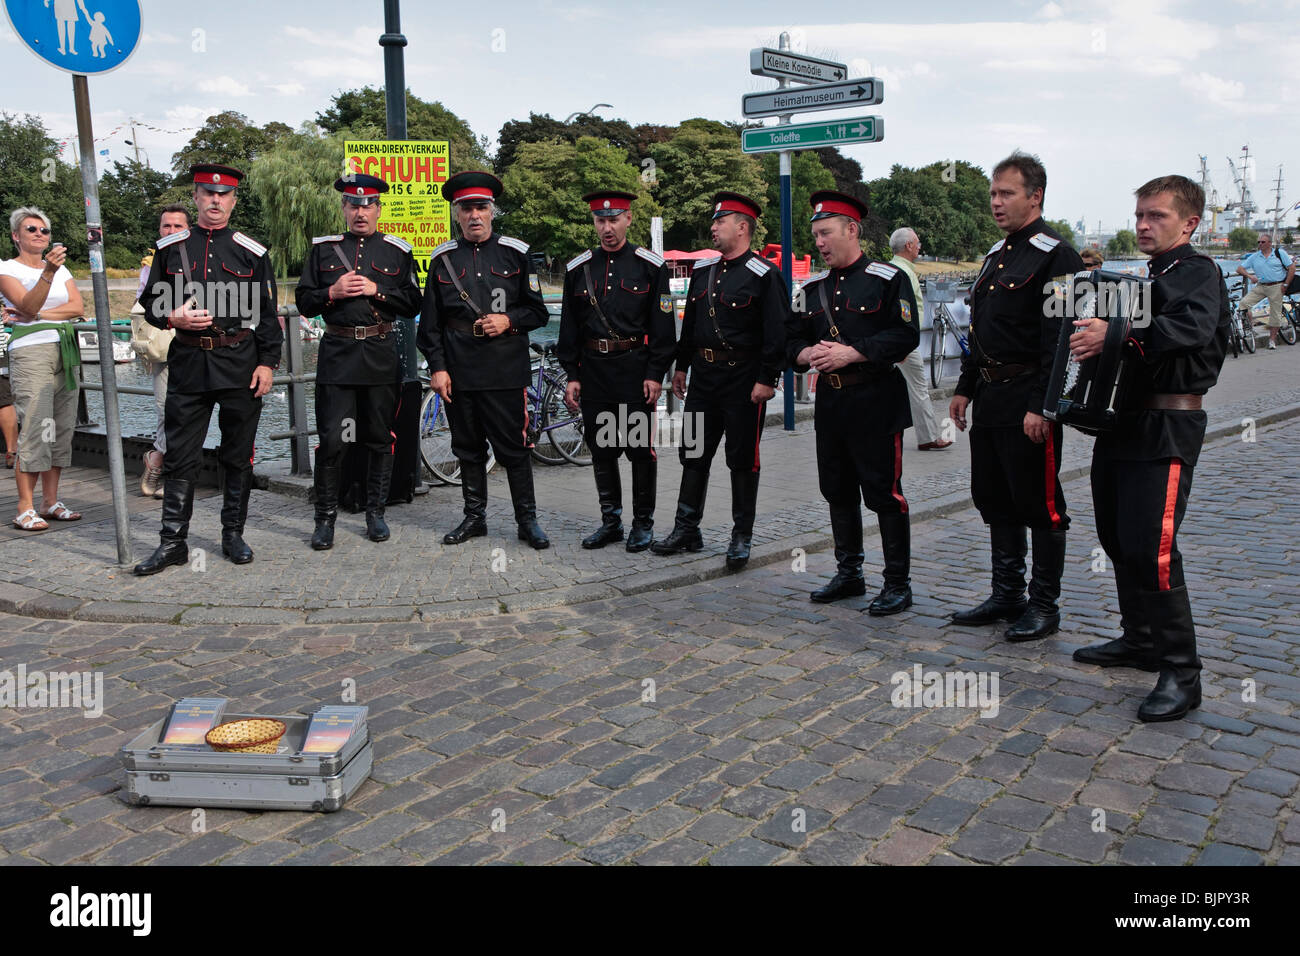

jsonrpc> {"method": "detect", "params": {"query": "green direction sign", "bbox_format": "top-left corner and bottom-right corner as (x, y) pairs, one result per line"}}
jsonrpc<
(741, 116), (884, 154)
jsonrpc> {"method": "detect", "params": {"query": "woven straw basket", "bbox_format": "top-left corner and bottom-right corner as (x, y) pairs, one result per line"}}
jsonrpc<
(205, 718), (288, 754)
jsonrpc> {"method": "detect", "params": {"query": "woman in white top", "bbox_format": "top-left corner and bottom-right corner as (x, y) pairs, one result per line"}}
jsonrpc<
(0, 206), (85, 530)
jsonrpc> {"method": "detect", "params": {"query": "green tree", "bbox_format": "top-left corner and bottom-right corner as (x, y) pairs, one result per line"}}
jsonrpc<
(317, 87), (487, 172)
(247, 125), (354, 277)
(1045, 218), (1075, 247)
(163, 111), (290, 242)
(1284, 230), (1294, 245)
(496, 112), (640, 174)
(867, 163), (953, 259)
(811, 147), (864, 195)
(648, 119), (767, 250)
(499, 137), (661, 264)
(1107, 230), (1138, 256)
(758, 152), (834, 259)
(1227, 226), (1258, 252)
(98, 159), (173, 269)
(0, 113), (87, 264)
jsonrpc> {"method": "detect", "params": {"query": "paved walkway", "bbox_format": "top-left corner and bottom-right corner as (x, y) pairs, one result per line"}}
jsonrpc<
(0, 350), (1297, 624)
(0, 375), (1297, 865)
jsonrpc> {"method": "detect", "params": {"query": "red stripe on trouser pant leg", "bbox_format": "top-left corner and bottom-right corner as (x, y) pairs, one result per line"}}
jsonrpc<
(1157, 459), (1182, 591)
(890, 432), (908, 514)
(1043, 429), (1063, 528)
(389, 392), (402, 455)
(522, 388), (530, 448)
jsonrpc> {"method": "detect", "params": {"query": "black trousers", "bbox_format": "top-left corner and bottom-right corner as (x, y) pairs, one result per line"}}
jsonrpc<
(1092, 452), (1194, 592)
(315, 382), (398, 467)
(447, 387), (530, 468)
(814, 386), (908, 515)
(163, 386), (261, 481)
(679, 390), (766, 474)
(582, 399), (657, 463)
(970, 423), (1069, 530)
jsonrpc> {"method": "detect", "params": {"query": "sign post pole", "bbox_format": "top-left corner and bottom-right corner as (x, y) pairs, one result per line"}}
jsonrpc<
(73, 75), (131, 563)
(776, 34), (795, 432)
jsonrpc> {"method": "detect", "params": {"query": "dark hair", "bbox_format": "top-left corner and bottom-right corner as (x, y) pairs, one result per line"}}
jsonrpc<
(735, 213), (756, 237)
(992, 150), (1047, 203)
(159, 204), (192, 227)
(1134, 175), (1205, 221)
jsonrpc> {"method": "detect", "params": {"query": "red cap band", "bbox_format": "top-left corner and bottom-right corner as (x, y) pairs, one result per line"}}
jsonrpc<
(589, 196), (631, 213)
(451, 186), (494, 203)
(812, 198), (860, 221)
(715, 198), (757, 217)
(194, 170), (237, 188)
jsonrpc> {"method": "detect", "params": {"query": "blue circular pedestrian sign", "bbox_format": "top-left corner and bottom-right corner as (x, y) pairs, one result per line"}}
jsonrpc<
(4, 0), (142, 75)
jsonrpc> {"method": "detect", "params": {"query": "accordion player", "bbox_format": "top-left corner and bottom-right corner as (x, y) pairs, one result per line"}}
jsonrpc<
(1043, 269), (1152, 434)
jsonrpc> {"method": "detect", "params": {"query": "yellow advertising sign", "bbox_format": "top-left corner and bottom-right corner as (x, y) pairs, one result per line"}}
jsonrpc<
(343, 140), (450, 284)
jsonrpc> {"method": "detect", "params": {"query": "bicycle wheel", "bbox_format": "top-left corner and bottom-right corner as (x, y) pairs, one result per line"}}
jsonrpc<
(1280, 304), (1298, 345)
(929, 315), (946, 388)
(1242, 313), (1257, 353)
(528, 383), (568, 466)
(542, 380), (592, 465)
(419, 389), (460, 484)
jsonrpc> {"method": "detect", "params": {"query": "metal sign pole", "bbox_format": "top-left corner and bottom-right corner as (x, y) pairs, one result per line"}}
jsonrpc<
(777, 34), (795, 431)
(73, 74), (132, 564)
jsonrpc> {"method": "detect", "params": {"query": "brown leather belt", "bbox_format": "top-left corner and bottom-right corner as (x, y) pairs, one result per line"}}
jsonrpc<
(1259, 280), (1283, 286)
(445, 316), (486, 336)
(586, 337), (642, 354)
(697, 347), (758, 365)
(175, 329), (250, 350)
(326, 321), (393, 340)
(820, 366), (874, 389)
(979, 362), (1038, 383)
(1145, 393), (1202, 410)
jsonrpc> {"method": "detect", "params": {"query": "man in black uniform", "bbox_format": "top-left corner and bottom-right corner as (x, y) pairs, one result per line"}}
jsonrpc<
(1070, 175), (1228, 722)
(790, 191), (920, 614)
(418, 171), (551, 548)
(558, 190), (675, 552)
(134, 163), (281, 575)
(295, 173), (422, 549)
(651, 191), (793, 570)
(948, 152), (1084, 639)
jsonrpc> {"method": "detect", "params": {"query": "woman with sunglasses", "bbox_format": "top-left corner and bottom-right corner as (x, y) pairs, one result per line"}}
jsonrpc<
(0, 206), (84, 530)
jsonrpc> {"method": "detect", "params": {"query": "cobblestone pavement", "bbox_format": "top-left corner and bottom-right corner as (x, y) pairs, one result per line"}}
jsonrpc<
(0, 416), (1296, 865)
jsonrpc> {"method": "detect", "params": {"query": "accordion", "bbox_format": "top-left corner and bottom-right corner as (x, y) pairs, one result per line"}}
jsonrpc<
(1043, 269), (1151, 434)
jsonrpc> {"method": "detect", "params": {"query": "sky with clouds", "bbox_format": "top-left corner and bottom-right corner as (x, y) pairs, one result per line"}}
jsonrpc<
(4, 0), (1299, 240)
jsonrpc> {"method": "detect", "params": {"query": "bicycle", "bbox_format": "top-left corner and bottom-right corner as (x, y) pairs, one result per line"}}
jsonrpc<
(1225, 284), (1256, 357)
(525, 341), (590, 466)
(1279, 295), (1299, 346)
(927, 280), (971, 388)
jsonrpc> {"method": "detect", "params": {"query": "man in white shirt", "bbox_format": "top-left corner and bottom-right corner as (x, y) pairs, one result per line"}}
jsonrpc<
(888, 228), (950, 450)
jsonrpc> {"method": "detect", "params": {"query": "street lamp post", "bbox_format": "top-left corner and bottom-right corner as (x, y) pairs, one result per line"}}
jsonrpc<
(564, 103), (612, 124)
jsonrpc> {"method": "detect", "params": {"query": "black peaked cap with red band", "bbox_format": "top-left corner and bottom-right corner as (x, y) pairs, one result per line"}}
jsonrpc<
(191, 163), (244, 193)
(443, 171), (502, 205)
(582, 190), (636, 218)
(334, 173), (389, 206)
(710, 191), (762, 220)
(809, 189), (869, 222)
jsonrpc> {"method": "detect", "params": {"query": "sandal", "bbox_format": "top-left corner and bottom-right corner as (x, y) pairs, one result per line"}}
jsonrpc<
(40, 501), (82, 521)
(13, 509), (48, 531)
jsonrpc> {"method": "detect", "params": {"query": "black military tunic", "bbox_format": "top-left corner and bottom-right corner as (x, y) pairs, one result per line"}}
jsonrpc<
(296, 230), (422, 462)
(676, 249), (793, 472)
(955, 217), (1084, 528)
(139, 225), (282, 480)
(789, 256), (919, 513)
(1091, 243), (1228, 592)
(557, 242), (675, 462)
(417, 233), (548, 466)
